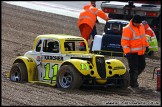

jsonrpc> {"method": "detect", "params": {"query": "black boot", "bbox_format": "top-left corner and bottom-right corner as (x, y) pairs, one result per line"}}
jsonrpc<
(129, 71), (139, 88)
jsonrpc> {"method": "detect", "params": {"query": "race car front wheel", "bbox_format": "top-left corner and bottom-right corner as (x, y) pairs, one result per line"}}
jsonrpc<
(10, 63), (28, 82)
(56, 65), (83, 89)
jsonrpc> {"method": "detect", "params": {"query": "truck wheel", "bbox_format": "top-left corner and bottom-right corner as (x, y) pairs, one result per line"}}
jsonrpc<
(10, 63), (28, 82)
(56, 65), (83, 89)
(121, 70), (130, 88)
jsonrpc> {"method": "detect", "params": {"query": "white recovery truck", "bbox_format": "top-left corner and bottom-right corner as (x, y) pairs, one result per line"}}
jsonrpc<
(100, 1), (161, 41)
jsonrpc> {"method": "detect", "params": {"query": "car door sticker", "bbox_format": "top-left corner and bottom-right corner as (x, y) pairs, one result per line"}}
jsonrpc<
(44, 55), (63, 61)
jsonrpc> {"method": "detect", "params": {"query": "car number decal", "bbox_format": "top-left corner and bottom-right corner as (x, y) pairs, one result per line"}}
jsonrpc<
(80, 63), (89, 70)
(43, 63), (58, 80)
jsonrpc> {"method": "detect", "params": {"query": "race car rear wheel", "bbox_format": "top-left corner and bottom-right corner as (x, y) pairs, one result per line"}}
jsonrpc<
(10, 63), (28, 82)
(121, 70), (130, 88)
(56, 65), (83, 89)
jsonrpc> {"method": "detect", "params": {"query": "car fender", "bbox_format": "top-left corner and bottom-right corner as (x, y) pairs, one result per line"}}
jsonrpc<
(92, 35), (103, 51)
(105, 59), (126, 77)
(11, 56), (37, 81)
(61, 59), (101, 78)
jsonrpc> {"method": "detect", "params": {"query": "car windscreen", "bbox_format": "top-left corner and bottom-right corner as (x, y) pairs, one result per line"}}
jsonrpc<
(104, 22), (126, 35)
(64, 41), (86, 51)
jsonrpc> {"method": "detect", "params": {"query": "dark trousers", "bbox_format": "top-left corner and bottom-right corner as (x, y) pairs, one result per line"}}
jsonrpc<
(90, 25), (97, 39)
(126, 53), (146, 87)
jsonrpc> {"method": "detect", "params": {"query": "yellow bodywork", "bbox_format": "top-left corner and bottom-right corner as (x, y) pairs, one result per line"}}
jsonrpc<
(31, 34), (89, 54)
(62, 55), (126, 84)
(9, 55), (126, 85)
(62, 58), (108, 84)
(8, 56), (37, 81)
(105, 59), (126, 76)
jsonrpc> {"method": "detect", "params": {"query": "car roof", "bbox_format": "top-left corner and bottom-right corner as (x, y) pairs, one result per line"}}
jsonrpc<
(108, 19), (129, 24)
(36, 34), (83, 40)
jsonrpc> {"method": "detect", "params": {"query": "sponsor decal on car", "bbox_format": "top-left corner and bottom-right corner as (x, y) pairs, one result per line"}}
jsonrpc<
(113, 66), (125, 70)
(44, 55), (63, 61)
(36, 56), (41, 62)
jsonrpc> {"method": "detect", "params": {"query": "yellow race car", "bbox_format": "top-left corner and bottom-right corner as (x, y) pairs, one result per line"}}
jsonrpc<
(9, 34), (130, 89)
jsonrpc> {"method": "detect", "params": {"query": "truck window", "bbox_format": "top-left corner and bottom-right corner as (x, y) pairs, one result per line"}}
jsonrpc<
(104, 23), (122, 35)
(111, 24), (120, 31)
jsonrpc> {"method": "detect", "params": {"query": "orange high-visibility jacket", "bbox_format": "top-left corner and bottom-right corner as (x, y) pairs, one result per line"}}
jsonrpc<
(143, 24), (156, 37)
(121, 20), (149, 55)
(78, 5), (109, 29)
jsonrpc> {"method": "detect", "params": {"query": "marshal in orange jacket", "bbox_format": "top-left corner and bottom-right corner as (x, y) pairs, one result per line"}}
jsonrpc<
(121, 20), (149, 55)
(78, 5), (109, 29)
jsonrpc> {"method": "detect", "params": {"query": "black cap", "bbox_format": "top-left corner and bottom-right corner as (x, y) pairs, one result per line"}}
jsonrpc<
(132, 15), (142, 23)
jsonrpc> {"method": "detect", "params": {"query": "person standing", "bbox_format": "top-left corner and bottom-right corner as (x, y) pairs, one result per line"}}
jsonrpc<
(78, 2), (110, 50)
(142, 20), (158, 56)
(121, 15), (149, 88)
(89, 1), (99, 39)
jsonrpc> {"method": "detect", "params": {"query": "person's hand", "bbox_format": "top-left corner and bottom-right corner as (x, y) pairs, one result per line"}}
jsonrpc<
(106, 17), (112, 21)
(108, 18), (112, 20)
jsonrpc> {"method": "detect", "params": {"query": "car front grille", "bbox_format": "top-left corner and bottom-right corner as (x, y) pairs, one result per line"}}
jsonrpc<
(95, 56), (106, 78)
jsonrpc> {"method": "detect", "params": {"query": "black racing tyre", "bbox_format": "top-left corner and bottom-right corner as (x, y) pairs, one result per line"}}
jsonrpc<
(121, 70), (130, 88)
(56, 65), (83, 89)
(10, 63), (28, 82)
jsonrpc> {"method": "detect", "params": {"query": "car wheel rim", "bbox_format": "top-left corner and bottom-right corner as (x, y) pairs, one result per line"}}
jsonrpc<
(59, 72), (72, 88)
(11, 67), (21, 82)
